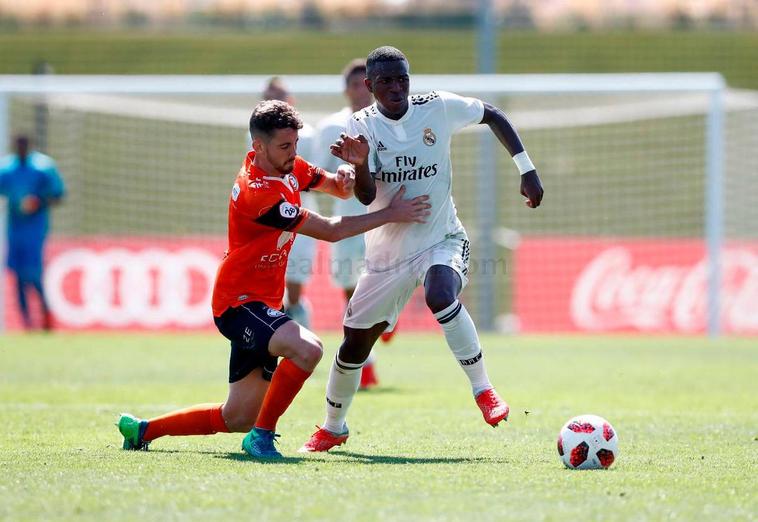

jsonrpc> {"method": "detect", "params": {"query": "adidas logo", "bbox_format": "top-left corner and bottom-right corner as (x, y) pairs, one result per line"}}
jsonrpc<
(377, 141), (387, 152)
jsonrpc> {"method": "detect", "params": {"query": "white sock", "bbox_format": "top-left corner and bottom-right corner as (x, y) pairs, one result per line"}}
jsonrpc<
(434, 300), (492, 396)
(365, 350), (376, 365)
(323, 354), (363, 434)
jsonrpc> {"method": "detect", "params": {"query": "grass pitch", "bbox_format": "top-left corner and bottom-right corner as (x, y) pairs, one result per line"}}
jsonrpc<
(0, 333), (756, 521)
(1, 30), (757, 90)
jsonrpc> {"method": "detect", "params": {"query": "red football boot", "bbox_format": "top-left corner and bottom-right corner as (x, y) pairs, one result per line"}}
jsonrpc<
(359, 362), (379, 390)
(475, 389), (510, 427)
(298, 425), (349, 453)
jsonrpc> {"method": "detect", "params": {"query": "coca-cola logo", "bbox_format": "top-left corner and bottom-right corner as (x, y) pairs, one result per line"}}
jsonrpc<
(571, 247), (758, 332)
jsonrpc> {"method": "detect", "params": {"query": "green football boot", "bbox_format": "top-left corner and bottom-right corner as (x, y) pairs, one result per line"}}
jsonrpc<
(117, 413), (150, 451)
(242, 427), (282, 458)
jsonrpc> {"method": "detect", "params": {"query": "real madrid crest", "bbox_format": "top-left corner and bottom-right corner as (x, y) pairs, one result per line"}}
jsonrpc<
(423, 128), (436, 146)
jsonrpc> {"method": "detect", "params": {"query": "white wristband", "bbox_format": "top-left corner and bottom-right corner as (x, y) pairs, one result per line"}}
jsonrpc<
(512, 150), (535, 175)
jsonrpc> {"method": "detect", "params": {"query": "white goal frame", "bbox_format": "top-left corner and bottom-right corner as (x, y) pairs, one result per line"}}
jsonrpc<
(0, 73), (726, 335)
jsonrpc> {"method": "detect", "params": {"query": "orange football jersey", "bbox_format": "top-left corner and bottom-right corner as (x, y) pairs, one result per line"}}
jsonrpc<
(212, 151), (324, 316)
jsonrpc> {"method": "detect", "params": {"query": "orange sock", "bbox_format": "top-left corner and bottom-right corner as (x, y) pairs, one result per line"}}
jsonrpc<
(255, 359), (312, 431)
(143, 403), (229, 442)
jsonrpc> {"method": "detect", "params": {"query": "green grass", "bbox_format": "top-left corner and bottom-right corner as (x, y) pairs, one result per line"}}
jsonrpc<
(1, 29), (757, 89)
(1, 333), (756, 521)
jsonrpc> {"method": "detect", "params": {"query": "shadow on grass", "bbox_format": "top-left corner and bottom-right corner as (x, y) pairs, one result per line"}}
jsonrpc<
(356, 386), (405, 395)
(311, 451), (508, 465)
(146, 448), (307, 464)
(146, 448), (229, 456)
(215, 453), (306, 464)
(148, 448), (505, 465)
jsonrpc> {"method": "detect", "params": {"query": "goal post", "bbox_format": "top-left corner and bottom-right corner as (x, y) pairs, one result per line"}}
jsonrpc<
(1, 73), (747, 336)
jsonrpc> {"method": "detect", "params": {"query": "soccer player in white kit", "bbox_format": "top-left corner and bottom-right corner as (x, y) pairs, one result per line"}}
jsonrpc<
(312, 59), (392, 390)
(300, 46), (544, 452)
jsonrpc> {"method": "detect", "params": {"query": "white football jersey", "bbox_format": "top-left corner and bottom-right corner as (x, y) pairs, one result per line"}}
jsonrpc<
(313, 107), (366, 216)
(346, 90), (484, 270)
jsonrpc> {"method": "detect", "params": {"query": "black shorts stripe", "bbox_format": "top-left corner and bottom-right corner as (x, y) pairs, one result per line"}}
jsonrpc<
(461, 238), (470, 275)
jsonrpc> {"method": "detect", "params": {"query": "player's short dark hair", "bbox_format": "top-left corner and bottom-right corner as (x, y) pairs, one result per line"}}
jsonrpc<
(249, 100), (303, 141)
(342, 58), (367, 86)
(366, 46), (408, 78)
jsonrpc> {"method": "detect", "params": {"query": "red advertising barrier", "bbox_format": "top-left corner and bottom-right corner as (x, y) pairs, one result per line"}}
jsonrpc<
(2, 237), (439, 332)
(514, 237), (758, 334)
(7, 236), (755, 334)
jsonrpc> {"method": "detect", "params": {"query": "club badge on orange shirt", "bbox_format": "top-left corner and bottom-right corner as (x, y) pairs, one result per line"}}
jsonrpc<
(286, 174), (299, 191)
(423, 128), (436, 146)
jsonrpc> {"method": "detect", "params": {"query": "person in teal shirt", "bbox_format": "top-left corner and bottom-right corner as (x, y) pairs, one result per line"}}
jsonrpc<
(0, 135), (65, 330)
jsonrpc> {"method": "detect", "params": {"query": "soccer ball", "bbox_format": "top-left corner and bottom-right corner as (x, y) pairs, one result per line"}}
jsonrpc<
(557, 414), (618, 470)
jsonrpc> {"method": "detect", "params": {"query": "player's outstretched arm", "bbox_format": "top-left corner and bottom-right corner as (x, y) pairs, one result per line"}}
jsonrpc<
(481, 103), (544, 209)
(330, 133), (376, 205)
(297, 185), (429, 242)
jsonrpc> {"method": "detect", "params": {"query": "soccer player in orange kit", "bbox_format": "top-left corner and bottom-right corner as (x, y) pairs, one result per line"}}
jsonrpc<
(117, 99), (430, 458)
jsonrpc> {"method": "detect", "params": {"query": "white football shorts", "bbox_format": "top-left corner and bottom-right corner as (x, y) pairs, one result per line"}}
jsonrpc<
(343, 232), (470, 331)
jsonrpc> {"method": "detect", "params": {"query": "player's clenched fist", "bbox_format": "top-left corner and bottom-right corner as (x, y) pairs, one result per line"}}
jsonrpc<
(384, 185), (432, 224)
(520, 170), (544, 209)
(330, 133), (369, 166)
(334, 164), (356, 199)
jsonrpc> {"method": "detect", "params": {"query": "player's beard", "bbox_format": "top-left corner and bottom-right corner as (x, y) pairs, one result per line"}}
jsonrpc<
(276, 159), (295, 175)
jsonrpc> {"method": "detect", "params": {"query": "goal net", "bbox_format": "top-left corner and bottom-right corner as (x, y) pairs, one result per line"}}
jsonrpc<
(1, 74), (755, 334)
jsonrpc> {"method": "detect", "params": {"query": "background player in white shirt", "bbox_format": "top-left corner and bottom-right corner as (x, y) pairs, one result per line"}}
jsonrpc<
(301, 46), (544, 452)
(312, 60), (372, 304)
(312, 59), (395, 390)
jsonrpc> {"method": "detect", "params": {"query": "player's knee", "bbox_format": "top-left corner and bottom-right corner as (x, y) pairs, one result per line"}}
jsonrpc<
(339, 333), (373, 364)
(425, 290), (456, 314)
(295, 338), (323, 370)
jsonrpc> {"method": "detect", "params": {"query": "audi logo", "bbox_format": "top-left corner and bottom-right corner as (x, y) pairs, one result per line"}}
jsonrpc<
(45, 247), (219, 328)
